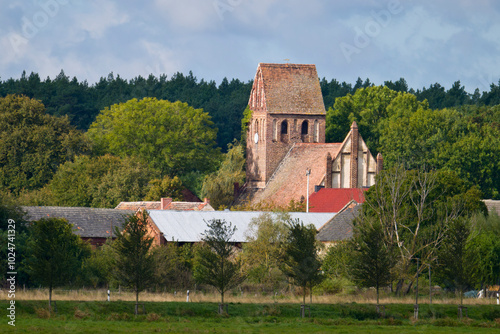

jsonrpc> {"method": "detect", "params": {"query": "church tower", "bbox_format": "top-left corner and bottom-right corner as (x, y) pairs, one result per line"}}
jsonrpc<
(246, 63), (327, 188)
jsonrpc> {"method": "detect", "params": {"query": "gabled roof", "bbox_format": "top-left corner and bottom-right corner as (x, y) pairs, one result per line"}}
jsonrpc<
(484, 200), (500, 215)
(247, 143), (341, 207)
(22, 206), (134, 238)
(316, 204), (361, 242)
(250, 63), (326, 115)
(309, 188), (367, 213)
(148, 210), (336, 243)
(115, 202), (161, 210)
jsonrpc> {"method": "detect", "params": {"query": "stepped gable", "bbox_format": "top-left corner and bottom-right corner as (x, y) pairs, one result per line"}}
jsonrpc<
(249, 143), (341, 207)
(252, 63), (326, 115)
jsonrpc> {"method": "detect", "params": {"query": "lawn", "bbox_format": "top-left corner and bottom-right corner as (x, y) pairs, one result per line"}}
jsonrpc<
(2, 300), (500, 333)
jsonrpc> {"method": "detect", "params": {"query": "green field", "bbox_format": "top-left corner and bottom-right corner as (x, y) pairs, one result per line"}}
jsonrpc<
(2, 300), (500, 333)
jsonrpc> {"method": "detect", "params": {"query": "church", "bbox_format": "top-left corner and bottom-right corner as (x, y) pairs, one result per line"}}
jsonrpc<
(240, 63), (382, 208)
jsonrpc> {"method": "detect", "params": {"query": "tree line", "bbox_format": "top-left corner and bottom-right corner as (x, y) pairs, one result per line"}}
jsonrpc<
(0, 71), (498, 208)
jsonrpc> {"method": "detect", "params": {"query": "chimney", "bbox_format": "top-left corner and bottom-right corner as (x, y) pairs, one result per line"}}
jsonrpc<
(376, 153), (384, 174)
(350, 121), (359, 188)
(325, 152), (332, 188)
(160, 198), (172, 210)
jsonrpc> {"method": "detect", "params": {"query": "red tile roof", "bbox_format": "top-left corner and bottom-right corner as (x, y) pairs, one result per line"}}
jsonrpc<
(309, 188), (368, 213)
(253, 63), (326, 115)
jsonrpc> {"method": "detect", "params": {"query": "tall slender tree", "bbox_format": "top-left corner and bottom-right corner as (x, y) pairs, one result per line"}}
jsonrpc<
(194, 219), (245, 312)
(113, 211), (155, 313)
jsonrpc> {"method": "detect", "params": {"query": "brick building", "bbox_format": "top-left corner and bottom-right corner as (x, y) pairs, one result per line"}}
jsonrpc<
(241, 63), (381, 208)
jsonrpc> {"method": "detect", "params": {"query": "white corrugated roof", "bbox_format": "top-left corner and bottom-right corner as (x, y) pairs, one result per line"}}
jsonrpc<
(147, 210), (336, 243)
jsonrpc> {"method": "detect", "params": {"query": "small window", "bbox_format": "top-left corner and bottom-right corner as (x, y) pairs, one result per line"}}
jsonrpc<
(281, 120), (288, 135)
(301, 121), (309, 135)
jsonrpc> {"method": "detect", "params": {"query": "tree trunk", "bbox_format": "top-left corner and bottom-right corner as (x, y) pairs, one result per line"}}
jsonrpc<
(303, 284), (306, 306)
(376, 283), (380, 305)
(49, 285), (52, 314)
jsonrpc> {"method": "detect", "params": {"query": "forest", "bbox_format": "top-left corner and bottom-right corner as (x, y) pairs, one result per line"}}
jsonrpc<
(0, 70), (499, 207)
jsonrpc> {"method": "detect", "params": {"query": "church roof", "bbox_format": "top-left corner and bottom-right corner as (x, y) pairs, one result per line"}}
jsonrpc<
(247, 143), (341, 207)
(309, 188), (367, 213)
(250, 63), (326, 115)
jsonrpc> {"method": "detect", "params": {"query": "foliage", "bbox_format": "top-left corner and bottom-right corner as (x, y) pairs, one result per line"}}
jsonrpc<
(151, 243), (195, 291)
(363, 165), (485, 294)
(87, 97), (221, 177)
(0, 94), (89, 194)
(435, 218), (477, 305)
(349, 217), (395, 305)
(322, 240), (353, 280)
(201, 142), (245, 209)
(280, 219), (323, 305)
(240, 106), (253, 145)
(25, 218), (91, 311)
(193, 219), (245, 305)
(241, 212), (290, 289)
(80, 240), (117, 288)
(144, 175), (184, 201)
(43, 154), (156, 208)
(113, 211), (156, 305)
(468, 212), (500, 288)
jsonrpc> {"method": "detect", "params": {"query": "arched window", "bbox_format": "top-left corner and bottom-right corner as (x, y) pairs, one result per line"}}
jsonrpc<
(301, 120), (309, 135)
(281, 120), (288, 135)
(314, 120), (319, 142)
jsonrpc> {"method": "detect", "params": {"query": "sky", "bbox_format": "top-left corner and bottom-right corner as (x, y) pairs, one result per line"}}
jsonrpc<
(1, 0), (500, 93)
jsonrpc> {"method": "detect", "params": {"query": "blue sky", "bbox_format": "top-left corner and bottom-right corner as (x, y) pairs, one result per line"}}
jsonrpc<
(1, 0), (500, 93)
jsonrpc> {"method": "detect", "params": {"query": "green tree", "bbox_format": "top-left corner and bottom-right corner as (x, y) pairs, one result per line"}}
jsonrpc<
(201, 142), (245, 209)
(80, 240), (116, 288)
(87, 97), (221, 177)
(241, 212), (289, 290)
(144, 175), (184, 201)
(436, 218), (477, 306)
(194, 219), (245, 311)
(349, 217), (395, 305)
(0, 94), (89, 194)
(45, 154), (156, 208)
(363, 165), (485, 295)
(25, 218), (90, 312)
(280, 219), (322, 307)
(113, 211), (155, 312)
(152, 243), (194, 291)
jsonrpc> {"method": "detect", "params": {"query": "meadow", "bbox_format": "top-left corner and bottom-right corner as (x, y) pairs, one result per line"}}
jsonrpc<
(2, 289), (500, 333)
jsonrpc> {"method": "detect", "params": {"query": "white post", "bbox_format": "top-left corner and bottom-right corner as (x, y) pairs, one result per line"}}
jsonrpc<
(186, 290), (190, 302)
(497, 292), (499, 305)
(306, 169), (311, 213)
(107, 290), (110, 302)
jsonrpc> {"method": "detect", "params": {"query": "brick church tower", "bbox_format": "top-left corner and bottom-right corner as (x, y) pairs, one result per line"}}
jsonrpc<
(246, 63), (327, 188)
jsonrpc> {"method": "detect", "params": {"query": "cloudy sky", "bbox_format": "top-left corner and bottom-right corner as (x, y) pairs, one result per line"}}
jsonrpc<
(1, 0), (500, 93)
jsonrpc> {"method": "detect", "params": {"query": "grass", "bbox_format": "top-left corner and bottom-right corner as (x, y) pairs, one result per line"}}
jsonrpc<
(2, 299), (500, 333)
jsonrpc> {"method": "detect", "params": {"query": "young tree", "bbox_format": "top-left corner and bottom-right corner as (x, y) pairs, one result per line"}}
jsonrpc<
(113, 211), (155, 312)
(194, 219), (245, 311)
(241, 212), (289, 290)
(25, 218), (90, 312)
(349, 217), (395, 305)
(436, 218), (476, 307)
(280, 219), (322, 307)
